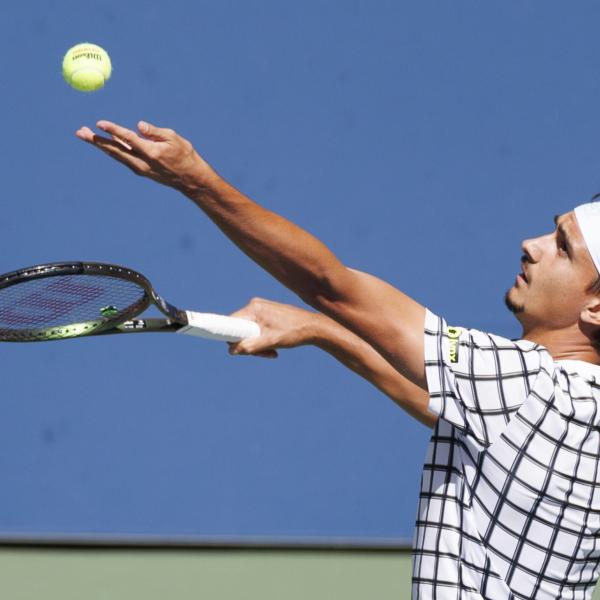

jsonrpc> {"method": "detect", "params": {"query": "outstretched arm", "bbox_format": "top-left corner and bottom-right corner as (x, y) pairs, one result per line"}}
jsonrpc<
(76, 121), (427, 389)
(228, 297), (435, 428)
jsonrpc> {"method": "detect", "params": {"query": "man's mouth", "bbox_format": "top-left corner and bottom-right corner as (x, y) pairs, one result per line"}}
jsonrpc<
(519, 262), (529, 284)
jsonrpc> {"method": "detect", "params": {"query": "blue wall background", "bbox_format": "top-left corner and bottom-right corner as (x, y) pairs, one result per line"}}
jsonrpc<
(1, 1), (599, 542)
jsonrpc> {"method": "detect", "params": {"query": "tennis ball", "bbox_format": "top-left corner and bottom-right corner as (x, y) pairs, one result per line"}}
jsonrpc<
(62, 43), (112, 92)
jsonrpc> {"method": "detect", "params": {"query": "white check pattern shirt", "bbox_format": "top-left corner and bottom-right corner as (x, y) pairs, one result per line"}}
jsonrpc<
(413, 309), (600, 599)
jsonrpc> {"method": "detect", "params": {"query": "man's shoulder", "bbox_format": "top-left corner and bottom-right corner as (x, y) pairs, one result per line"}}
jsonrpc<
(425, 308), (544, 353)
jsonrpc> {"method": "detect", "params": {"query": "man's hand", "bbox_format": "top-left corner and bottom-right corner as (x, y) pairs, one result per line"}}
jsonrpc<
(228, 298), (321, 359)
(76, 120), (215, 194)
(228, 298), (434, 426)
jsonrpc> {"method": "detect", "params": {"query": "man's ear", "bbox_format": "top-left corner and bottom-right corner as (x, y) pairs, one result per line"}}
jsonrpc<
(581, 297), (600, 327)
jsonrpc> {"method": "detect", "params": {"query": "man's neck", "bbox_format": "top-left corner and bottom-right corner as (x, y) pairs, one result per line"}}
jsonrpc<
(520, 324), (600, 364)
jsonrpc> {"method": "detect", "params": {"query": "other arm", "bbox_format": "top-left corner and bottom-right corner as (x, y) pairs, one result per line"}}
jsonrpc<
(228, 297), (435, 428)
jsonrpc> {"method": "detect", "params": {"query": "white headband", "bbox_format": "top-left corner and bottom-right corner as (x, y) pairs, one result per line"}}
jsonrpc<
(574, 202), (600, 275)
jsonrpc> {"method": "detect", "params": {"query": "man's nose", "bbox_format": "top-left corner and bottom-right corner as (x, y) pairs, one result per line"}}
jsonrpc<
(521, 237), (542, 263)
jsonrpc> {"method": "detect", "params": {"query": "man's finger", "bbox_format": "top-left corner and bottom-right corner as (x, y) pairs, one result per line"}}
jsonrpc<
(86, 135), (149, 174)
(229, 308), (253, 321)
(229, 338), (266, 356)
(138, 121), (174, 142)
(111, 134), (133, 151)
(228, 343), (278, 359)
(256, 350), (278, 359)
(75, 126), (96, 142)
(76, 127), (121, 152)
(228, 340), (249, 355)
(76, 126), (132, 152)
(96, 120), (150, 154)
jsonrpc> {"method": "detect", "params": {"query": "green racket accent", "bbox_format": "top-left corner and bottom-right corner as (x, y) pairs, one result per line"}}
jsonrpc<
(100, 305), (119, 317)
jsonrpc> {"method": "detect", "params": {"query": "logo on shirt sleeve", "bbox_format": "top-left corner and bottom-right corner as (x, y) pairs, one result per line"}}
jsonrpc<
(447, 326), (463, 363)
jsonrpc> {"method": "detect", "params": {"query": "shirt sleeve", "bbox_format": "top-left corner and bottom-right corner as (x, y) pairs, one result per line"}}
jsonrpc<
(424, 309), (544, 447)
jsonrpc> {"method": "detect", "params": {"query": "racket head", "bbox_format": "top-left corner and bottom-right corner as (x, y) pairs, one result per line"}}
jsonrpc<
(0, 262), (153, 341)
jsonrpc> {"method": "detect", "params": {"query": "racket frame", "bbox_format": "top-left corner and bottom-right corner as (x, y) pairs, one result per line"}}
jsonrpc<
(0, 262), (185, 341)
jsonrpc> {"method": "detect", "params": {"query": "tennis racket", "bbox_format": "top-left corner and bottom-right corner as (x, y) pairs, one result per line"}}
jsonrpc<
(0, 261), (260, 342)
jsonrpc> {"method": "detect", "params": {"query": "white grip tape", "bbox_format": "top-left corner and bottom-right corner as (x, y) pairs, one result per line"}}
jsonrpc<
(177, 311), (261, 342)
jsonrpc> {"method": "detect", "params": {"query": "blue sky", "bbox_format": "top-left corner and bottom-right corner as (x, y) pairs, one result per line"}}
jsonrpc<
(1, 1), (599, 542)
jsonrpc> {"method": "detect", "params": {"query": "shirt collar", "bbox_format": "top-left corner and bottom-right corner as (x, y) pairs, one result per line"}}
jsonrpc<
(555, 359), (600, 381)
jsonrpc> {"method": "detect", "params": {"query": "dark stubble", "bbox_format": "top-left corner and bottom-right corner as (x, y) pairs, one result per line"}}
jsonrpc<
(504, 289), (524, 314)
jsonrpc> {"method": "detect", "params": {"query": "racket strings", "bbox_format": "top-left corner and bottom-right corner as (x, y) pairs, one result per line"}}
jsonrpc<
(0, 274), (146, 331)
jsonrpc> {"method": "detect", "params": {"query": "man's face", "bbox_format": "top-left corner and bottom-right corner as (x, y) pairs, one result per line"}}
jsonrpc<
(505, 211), (599, 332)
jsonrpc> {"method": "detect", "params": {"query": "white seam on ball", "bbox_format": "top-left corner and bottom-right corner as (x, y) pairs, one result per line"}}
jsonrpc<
(69, 66), (107, 82)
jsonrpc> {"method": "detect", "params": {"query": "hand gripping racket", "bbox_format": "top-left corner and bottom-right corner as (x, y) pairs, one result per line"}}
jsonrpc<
(0, 262), (260, 342)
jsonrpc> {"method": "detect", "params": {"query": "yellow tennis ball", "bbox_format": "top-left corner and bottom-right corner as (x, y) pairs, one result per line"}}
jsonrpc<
(62, 43), (112, 92)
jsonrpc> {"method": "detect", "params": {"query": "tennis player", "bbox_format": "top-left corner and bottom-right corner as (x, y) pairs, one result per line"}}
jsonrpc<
(77, 120), (600, 599)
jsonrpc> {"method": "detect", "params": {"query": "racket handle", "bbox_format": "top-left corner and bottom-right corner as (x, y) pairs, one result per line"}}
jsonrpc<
(177, 311), (261, 342)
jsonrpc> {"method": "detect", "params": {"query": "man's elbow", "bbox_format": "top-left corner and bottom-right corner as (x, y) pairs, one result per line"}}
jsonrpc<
(296, 264), (352, 315)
